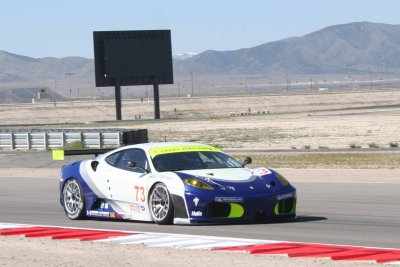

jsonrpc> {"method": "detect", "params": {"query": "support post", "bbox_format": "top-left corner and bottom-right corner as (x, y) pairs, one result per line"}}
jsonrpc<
(153, 82), (160, 119)
(115, 83), (122, 120)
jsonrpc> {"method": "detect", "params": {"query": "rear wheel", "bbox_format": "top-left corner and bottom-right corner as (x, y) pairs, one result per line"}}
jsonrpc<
(62, 179), (85, 220)
(149, 183), (174, 225)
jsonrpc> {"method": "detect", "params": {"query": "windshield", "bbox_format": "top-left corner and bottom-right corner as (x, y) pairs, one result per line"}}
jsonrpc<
(152, 151), (243, 172)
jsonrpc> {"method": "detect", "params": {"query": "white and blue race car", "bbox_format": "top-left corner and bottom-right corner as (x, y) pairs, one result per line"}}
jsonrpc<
(60, 142), (296, 224)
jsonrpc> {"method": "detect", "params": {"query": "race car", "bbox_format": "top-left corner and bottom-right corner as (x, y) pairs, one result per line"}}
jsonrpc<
(59, 142), (296, 224)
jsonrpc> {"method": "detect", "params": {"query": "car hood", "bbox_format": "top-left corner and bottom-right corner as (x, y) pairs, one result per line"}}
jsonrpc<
(177, 167), (271, 182)
(176, 167), (294, 194)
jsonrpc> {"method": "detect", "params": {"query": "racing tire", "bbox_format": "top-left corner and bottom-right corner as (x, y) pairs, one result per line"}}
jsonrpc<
(62, 179), (86, 220)
(149, 183), (174, 225)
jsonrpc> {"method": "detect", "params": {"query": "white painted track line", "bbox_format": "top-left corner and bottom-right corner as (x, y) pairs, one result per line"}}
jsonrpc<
(97, 231), (273, 249)
(0, 223), (28, 229)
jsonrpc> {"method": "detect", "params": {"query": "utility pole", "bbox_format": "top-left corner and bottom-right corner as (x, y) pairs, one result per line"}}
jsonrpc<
(54, 80), (57, 101)
(65, 72), (74, 101)
(191, 70), (194, 97)
(370, 71), (373, 88)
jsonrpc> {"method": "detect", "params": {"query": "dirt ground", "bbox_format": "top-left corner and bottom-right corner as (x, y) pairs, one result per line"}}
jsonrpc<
(1, 89), (400, 150)
(0, 235), (384, 267)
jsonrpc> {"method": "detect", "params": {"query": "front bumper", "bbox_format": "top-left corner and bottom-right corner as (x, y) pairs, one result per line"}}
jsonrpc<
(184, 190), (296, 224)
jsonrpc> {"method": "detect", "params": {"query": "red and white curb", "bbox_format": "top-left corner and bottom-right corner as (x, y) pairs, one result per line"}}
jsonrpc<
(1, 223), (400, 264)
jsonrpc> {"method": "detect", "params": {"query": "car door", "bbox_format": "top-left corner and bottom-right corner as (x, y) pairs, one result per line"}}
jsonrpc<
(107, 148), (152, 220)
(81, 151), (122, 201)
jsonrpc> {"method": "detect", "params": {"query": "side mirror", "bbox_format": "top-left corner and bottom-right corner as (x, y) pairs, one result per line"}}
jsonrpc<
(128, 161), (149, 174)
(242, 157), (252, 167)
(127, 161), (137, 168)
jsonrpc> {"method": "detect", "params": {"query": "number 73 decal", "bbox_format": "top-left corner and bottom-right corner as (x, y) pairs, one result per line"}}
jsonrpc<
(134, 186), (146, 202)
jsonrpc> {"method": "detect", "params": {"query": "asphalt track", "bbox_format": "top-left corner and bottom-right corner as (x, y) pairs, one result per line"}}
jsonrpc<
(1, 175), (399, 249)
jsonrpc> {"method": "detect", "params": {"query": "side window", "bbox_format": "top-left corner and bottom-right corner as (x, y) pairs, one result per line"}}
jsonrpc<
(115, 149), (148, 173)
(105, 151), (122, 166)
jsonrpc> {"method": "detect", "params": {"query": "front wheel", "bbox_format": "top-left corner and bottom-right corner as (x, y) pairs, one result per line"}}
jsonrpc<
(62, 179), (85, 220)
(148, 183), (174, 225)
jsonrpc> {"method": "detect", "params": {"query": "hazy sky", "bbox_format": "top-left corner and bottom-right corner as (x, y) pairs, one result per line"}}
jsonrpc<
(1, 0), (400, 58)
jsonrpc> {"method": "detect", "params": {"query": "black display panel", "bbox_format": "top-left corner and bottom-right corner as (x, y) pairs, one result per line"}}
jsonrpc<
(93, 30), (173, 87)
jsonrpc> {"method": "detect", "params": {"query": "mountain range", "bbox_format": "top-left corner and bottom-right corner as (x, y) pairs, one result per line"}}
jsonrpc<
(0, 52), (92, 83)
(1, 21), (400, 88)
(174, 22), (400, 76)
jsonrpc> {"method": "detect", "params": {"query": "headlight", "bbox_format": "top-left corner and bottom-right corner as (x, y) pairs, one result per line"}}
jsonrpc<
(276, 172), (289, 186)
(183, 178), (213, 190)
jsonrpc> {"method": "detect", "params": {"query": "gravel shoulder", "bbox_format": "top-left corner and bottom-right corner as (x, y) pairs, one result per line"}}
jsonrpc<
(0, 236), (383, 267)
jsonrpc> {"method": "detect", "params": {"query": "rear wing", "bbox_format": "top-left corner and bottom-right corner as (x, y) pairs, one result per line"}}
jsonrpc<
(52, 149), (113, 160)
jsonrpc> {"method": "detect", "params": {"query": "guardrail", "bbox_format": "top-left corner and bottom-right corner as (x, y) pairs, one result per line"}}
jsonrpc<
(0, 129), (147, 150)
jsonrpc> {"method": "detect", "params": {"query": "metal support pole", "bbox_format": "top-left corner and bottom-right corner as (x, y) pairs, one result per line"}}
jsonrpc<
(153, 82), (160, 119)
(115, 83), (122, 120)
